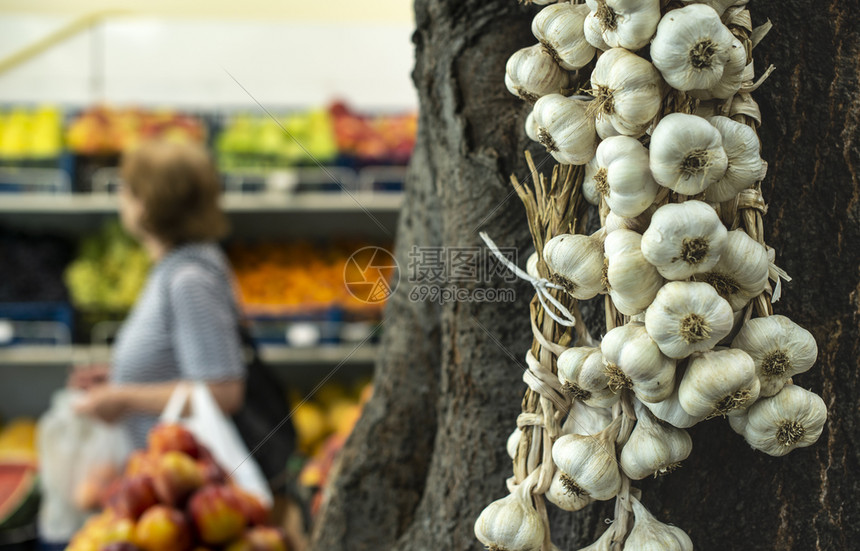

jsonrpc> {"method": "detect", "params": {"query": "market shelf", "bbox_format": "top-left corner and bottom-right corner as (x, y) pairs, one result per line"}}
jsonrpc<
(0, 344), (379, 367)
(0, 192), (403, 214)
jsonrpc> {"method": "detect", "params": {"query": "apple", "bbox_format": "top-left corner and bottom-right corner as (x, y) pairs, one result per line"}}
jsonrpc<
(152, 451), (205, 507)
(124, 451), (156, 478)
(188, 484), (247, 545)
(196, 446), (228, 485)
(245, 526), (289, 551)
(133, 505), (192, 551)
(99, 542), (142, 551)
(233, 487), (269, 526)
(107, 475), (159, 520)
(147, 424), (201, 459)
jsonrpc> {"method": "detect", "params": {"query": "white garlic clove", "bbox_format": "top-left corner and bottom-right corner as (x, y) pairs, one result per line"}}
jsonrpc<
(544, 233), (606, 299)
(505, 44), (570, 103)
(679, 348), (760, 418)
(692, 229), (769, 311)
(507, 427), (523, 460)
(576, 527), (616, 551)
(526, 250), (540, 280)
(595, 113), (621, 139)
(525, 110), (540, 143)
(650, 4), (744, 97)
(641, 200), (728, 280)
(583, 0), (661, 52)
(601, 322), (676, 403)
(551, 419), (623, 501)
(728, 410), (748, 435)
(642, 366), (707, 428)
(732, 314), (819, 397)
(625, 498), (694, 550)
(620, 399), (693, 480)
(474, 484), (546, 551)
(532, 3), (596, 71)
(645, 281), (734, 359)
(604, 206), (655, 234)
(739, 384), (827, 457)
(533, 94), (599, 165)
(562, 399), (614, 436)
(589, 48), (664, 137)
(545, 469), (593, 512)
(558, 346), (620, 408)
(680, 0), (739, 16)
(584, 136), (659, 218)
(605, 229), (664, 316)
(704, 116), (765, 202)
(649, 113), (728, 195)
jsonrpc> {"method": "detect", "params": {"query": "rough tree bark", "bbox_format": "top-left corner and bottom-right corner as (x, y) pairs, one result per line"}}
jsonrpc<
(310, 0), (859, 549)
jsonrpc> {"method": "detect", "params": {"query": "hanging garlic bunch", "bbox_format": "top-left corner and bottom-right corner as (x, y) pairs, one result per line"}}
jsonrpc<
(641, 200), (728, 280)
(583, 136), (659, 217)
(532, 94), (599, 165)
(505, 44), (570, 102)
(588, 48), (664, 138)
(532, 3), (595, 71)
(650, 4), (746, 99)
(692, 229), (769, 311)
(543, 233), (605, 299)
(730, 384), (827, 457)
(704, 116), (767, 202)
(649, 113), (728, 195)
(551, 418), (622, 501)
(583, 0), (661, 52)
(732, 315), (818, 397)
(604, 229), (664, 315)
(601, 322), (676, 403)
(475, 477), (545, 551)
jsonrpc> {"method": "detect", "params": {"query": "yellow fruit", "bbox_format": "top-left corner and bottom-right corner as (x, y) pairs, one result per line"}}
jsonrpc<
(292, 403), (329, 454)
(328, 402), (362, 437)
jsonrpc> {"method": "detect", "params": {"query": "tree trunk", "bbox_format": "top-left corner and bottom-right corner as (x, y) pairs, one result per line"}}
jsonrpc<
(310, 0), (860, 549)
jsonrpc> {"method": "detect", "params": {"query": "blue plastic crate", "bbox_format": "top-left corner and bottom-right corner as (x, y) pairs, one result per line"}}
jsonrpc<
(0, 302), (74, 346)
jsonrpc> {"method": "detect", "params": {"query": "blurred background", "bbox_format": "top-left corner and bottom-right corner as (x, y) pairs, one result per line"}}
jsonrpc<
(0, 1), (416, 547)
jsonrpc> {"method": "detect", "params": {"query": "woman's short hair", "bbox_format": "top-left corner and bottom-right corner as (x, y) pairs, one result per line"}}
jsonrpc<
(120, 141), (229, 246)
(120, 140), (229, 244)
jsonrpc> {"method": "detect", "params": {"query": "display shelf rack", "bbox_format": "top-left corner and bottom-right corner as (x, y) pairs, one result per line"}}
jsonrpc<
(0, 344), (379, 367)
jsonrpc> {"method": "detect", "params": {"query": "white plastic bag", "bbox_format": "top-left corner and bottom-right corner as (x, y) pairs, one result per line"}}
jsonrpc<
(37, 390), (132, 543)
(161, 382), (273, 506)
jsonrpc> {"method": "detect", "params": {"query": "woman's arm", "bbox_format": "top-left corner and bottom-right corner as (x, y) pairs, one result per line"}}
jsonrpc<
(75, 379), (245, 423)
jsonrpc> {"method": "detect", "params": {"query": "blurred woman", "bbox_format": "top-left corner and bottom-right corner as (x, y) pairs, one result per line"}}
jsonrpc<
(75, 140), (245, 449)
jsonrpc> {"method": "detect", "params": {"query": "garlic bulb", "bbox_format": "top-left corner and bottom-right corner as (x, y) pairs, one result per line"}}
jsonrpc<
(526, 251), (540, 280)
(583, 0), (661, 52)
(679, 348), (760, 418)
(532, 3), (596, 71)
(595, 114), (621, 139)
(640, 200), (728, 280)
(692, 230), (769, 311)
(577, 528), (615, 551)
(650, 4), (745, 98)
(604, 206), (654, 234)
(507, 428), (522, 460)
(737, 384), (827, 457)
(645, 281), (734, 359)
(558, 347), (620, 408)
(589, 48), (663, 137)
(642, 366), (706, 428)
(545, 469), (592, 512)
(704, 116), (766, 202)
(621, 400), (692, 480)
(732, 315), (819, 397)
(680, 0), (738, 16)
(625, 498), (694, 551)
(525, 111), (540, 143)
(649, 113), (728, 194)
(551, 419), (622, 501)
(562, 399), (613, 436)
(584, 136), (659, 217)
(543, 233), (605, 299)
(604, 229), (664, 315)
(474, 483), (545, 551)
(533, 94), (599, 165)
(505, 44), (570, 103)
(601, 322), (676, 403)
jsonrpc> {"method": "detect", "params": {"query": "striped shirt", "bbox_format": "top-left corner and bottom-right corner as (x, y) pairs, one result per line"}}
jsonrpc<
(111, 242), (245, 448)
